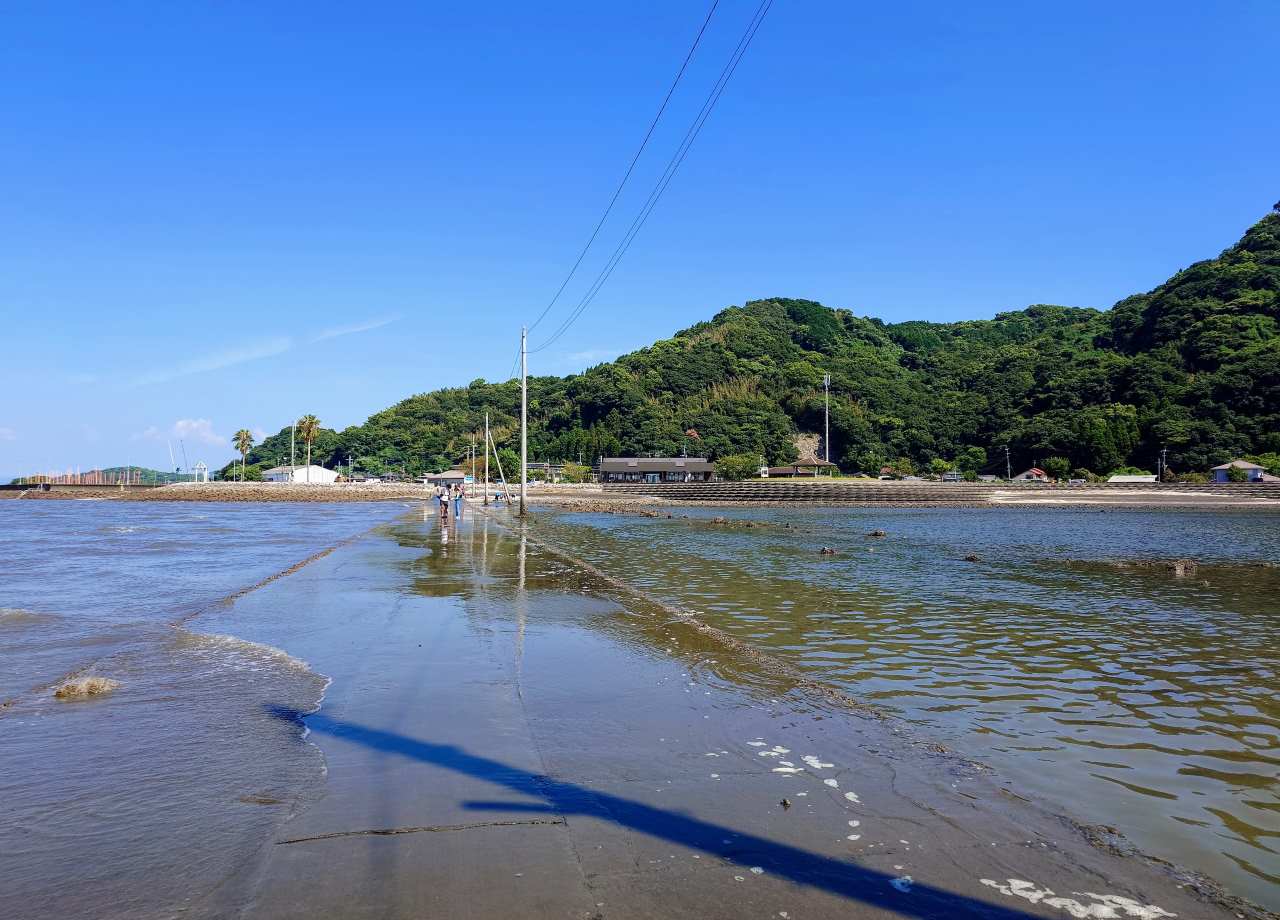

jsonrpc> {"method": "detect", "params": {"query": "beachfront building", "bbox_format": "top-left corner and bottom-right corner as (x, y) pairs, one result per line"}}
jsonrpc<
(763, 460), (839, 478)
(1108, 474), (1157, 483)
(1211, 459), (1266, 482)
(421, 469), (467, 487)
(598, 457), (714, 483)
(262, 464), (339, 485)
(1011, 467), (1048, 481)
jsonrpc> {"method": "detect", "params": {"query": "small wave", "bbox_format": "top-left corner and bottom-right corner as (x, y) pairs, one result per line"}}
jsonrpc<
(0, 608), (51, 626)
(170, 629), (314, 672)
(98, 525), (143, 534)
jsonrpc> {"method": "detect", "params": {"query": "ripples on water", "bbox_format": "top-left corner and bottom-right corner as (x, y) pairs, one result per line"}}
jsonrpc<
(537, 507), (1280, 909)
(0, 501), (402, 920)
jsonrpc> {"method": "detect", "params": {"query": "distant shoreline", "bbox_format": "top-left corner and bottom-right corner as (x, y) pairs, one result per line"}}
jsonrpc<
(4, 480), (1279, 510)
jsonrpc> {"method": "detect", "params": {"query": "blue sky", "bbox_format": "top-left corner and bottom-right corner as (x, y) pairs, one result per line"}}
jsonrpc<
(1, 1), (1276, 479)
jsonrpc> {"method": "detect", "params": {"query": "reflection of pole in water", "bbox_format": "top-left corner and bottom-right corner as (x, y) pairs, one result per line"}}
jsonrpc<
(481, 517), (489, 577)
(515, 528), (526, 695)
(441, 525), (449, 547)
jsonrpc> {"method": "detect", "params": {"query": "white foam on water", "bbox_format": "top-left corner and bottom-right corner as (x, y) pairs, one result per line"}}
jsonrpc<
(846, 834), (861, 841)
(772, 767), (802, 774)
(824, 778), (839, 788)
(173, 630), (313, 672)
(772, 746), (790, 753)
(750, 866), (764, 875)
(848, 820), (860, 827)
(844, 791), (861, 803)
(747, 741), (767, 747)
(801, 755), (833, 770)
(979, 879), (1177, 919)
(890, 875), (913, 893)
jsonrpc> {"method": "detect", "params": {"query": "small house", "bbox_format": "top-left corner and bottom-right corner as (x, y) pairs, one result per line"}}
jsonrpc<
(764, 460), (839, 478)
(1211, 460), (1265, 483)
(1011, 467), (1048, 481)
(422, 469), (468, 487)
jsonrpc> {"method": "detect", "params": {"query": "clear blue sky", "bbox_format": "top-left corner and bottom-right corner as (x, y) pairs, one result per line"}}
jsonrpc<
(2, 1), (1276, 479)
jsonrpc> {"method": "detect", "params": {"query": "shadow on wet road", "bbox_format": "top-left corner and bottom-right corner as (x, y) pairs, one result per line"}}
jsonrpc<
(268, 704), (1051, 920)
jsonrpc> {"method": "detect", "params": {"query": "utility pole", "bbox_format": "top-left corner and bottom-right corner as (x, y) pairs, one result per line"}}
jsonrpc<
(290, 423), (296, 470)
(520, 326), (528, 516)
(484, 412), (490, 505)
(822, 373), (831, 466)
(1159, 447), (1168, 482)
(1004, 445), (1011, 481)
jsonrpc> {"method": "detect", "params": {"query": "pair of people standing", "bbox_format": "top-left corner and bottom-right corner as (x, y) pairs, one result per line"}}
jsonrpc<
(434, 482), (464, 523)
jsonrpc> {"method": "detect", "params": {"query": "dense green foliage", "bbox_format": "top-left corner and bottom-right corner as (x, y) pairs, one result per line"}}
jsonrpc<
(237, 213), (1279, 479)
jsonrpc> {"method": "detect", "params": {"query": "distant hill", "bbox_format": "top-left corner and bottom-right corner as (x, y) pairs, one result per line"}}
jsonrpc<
(230, 210), (1280, 480)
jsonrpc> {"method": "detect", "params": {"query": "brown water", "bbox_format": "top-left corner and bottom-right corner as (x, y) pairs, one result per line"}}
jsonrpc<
(534, 506), (1280, 910)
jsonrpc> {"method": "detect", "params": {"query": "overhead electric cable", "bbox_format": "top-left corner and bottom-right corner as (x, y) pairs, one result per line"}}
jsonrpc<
(530, 0), (773, 354)
(526, 0), (722, 335)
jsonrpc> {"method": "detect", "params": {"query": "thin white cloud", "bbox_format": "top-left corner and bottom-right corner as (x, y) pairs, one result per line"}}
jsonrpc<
(310, 315), (400, 343)
(0, 426), (16, 441)
(125, 314), (399, 387)
(135, 419), (227, 447)
(130, 337), (293, 387)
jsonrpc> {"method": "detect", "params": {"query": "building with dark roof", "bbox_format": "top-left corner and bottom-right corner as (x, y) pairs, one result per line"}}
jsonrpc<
(597, 457), (714, 483)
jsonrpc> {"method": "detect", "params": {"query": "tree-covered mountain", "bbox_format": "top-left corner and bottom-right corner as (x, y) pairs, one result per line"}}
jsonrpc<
(227, 210), (1280, 480)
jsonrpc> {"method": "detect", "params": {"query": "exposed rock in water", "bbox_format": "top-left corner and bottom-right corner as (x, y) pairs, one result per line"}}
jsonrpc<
(819, 547), (837, 555)
(53, 676), (120, 700)
(1168, 558), (1197, 577)
(867, 530), (887, 538)
(963, 554), (982, 562)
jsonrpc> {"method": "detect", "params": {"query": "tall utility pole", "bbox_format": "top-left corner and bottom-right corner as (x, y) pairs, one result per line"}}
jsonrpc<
(822, 373), (831, 465)
(520, 327), (528, 516)
(1003, 445), (1011, 480)
(290, 424), (296, 469)
(1159, 447), (1168, 482)
(484, 412), (490, 505)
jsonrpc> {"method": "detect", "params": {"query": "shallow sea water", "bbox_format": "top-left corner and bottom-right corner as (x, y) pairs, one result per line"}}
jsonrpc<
(0, 501), (405, 920)
(535, 506), (1280, 910)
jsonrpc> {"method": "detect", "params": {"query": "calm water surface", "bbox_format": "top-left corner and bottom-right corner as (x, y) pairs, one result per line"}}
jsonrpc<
(536, 506), (1280, 909)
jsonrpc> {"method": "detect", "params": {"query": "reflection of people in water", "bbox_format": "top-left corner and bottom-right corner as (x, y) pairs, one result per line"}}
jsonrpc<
(441, 525), (449, 546)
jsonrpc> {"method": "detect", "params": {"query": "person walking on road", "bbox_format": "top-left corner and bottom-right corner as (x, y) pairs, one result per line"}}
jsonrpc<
(453, 484), (463, 521)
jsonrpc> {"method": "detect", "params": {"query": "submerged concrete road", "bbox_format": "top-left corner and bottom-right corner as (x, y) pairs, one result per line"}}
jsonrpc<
(228, 509), (1260, 920)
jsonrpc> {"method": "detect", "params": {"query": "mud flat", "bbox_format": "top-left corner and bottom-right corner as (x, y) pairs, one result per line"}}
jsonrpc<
(202, 508), (1268, 919)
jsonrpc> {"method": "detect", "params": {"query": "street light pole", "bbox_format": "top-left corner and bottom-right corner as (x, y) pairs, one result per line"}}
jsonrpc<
(822, 373), (831, 467)
(484, 412), (490, 505)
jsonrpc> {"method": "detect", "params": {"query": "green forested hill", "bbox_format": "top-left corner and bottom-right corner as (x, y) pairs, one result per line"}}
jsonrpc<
(231, 211), (1280, 480)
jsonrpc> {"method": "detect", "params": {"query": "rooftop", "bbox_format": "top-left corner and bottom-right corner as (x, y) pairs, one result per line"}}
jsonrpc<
(599, 457), (713, 473)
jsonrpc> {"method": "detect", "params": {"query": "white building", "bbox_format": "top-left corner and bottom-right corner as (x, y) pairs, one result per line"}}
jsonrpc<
(262, 464), (339, 485)
(1108, 474), (1157, 483)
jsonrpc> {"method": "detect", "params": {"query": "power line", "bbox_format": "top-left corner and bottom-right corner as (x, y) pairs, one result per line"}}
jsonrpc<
(530, 0), (773, 355)
(526, 0), (721, 335)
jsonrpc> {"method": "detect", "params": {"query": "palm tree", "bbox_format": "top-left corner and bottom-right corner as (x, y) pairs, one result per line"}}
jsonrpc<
(296, 415), (320, 483)
(233, 429), (254, 482)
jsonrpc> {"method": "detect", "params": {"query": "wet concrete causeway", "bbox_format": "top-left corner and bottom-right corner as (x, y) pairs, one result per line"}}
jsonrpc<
(231, 510), (1261, 920)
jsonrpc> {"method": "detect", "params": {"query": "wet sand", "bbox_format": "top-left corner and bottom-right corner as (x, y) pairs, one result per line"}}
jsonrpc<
(194, 507), (1269, 919)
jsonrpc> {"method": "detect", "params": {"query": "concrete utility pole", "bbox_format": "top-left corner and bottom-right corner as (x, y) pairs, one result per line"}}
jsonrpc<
(1004, 446), (1012, 481)
(290, 424), (296, 470)
(520, 326), (528, 516)
(484, 412), (490, 505)
(1159, 447), (1168, 481)
(822, 373), (831, 465)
